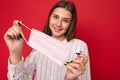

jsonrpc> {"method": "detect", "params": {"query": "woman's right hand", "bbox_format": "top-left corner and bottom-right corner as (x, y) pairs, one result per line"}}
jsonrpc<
(4, 20), (24, 64)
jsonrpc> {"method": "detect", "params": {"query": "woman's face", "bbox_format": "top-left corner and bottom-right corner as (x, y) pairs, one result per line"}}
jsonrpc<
(49, 7), (72, 40)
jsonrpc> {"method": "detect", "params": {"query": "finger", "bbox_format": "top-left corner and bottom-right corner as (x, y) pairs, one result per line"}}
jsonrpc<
(5, 29), (16, 39)
(12, 27), (23, 40)
(66, 63), (85, 76)
(78, 54), (88, 63)
(13, 20), (23, 35)
(73, 55), (84, 63)
(14, 20), (22, 26)
(7, 27), (21, 40)
(13, 20), (18, 26)
(74, 57), (85, 64)
(73, 57), (87, 69)
(75, 53), (88, 63)
(66, 64), (79, 75)
(78, 60), (86, 71)
(66, 60), (86, 75)
(13, 20), (22, 30)
(12, 26), (21, 36)
(72, 56), (87, 72)
(72, 60), (86, 72)
(18, 20), (23, 26)
(68, 62), (81, 70)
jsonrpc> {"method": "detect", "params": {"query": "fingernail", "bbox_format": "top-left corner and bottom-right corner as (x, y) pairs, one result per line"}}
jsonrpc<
(66, 62), (70, 64)
(76, 53), (80, 55)
(70, 60), (73, 63)
(18, 22), (22, 26)
(17, 36), (20, 40)
(64, 61), (70, 66)
(13, 36), (16, 39)
(64, 63), (67, 66)
(19, 34), (22, 38)
(64, 61), (73, 66)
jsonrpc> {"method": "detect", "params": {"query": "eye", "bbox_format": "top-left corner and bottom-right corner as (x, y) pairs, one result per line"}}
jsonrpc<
(62, 19), (70, 23)
(53, 15), (58, 19)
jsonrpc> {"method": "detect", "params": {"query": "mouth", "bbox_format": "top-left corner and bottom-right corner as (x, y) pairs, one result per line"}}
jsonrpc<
(54, 27), (62, 32)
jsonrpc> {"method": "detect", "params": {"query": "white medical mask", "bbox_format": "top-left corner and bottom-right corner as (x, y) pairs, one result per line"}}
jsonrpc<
(20, 22), (69, 66)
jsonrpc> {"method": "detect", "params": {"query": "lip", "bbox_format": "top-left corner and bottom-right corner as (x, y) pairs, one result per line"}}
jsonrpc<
(53, 27), (62, 32)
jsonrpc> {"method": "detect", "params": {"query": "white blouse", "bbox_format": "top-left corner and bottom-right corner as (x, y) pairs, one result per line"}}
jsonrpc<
(8, 38), (91, 80)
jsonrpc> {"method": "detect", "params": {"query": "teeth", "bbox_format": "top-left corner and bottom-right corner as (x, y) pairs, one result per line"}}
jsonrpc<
(54, 27), (61, 32)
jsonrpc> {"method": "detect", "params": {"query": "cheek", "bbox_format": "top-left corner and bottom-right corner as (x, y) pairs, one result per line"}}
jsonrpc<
(63, 24), (70, 31)
(49, 20), (53, 29)
(49, 16), (53, 25)
(49, 18), (52, 26)
(49, 16), (56, 23)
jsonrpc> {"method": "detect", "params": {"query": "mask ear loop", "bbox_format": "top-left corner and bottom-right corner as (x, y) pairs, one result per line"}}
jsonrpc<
(18, 22), (32, 43)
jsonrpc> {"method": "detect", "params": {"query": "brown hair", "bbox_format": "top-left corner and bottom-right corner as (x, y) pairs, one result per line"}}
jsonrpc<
(43, 0), (77, 41)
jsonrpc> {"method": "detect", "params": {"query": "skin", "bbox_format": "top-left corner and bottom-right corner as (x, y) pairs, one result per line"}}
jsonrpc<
(4, 20), (23, 64)
(65, 54), (88, 80)
(49, 7), (72, 41)
(4, 7), (88, 80)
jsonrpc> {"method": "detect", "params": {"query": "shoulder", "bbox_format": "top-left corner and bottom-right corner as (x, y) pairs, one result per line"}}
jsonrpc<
(68, 38), (88, 54)
(69, 38), (88, 47)
(27, 49), (40, 58)
(25, 49), (41, 63)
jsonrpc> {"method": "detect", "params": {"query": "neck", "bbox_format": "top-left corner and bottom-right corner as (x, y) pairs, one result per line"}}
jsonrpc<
(52, 36), (65, 41)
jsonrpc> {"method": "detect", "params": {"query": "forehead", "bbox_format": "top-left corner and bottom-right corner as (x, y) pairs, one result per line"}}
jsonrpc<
(52, 7), (72, 19)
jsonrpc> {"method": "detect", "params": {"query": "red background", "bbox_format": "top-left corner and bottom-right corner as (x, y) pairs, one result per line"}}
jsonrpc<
(0, 0), (120, 80)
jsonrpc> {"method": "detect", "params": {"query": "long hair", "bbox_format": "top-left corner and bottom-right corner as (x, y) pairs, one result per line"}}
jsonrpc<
(43, 0), (77, 42)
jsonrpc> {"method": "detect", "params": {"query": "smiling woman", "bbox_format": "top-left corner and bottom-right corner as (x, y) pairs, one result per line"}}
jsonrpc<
(4, 0), (91, 80)
(1, 0), (120, 80)
(49, 7), (72, 41)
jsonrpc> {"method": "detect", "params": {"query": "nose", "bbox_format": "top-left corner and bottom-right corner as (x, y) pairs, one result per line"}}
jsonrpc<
(56, 19), (62, 27)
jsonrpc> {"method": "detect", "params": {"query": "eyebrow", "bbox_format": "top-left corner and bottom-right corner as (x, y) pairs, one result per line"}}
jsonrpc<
(52, 14), (71, 21)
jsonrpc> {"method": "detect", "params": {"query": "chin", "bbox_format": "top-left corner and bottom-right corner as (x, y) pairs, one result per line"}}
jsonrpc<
(52, 32), (64, 37)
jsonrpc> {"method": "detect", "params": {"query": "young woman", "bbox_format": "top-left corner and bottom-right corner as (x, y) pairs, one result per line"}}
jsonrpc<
(4, 0), (91, 80)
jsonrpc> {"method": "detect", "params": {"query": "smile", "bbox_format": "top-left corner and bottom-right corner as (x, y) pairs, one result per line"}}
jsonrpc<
(54, 27), (62, 32)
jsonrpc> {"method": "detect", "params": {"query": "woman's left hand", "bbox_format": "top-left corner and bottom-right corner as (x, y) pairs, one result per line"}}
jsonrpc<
(65, 53), (88, 80)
